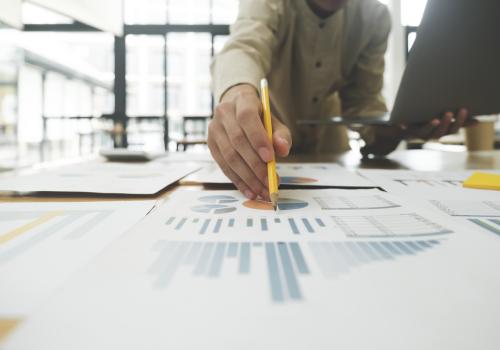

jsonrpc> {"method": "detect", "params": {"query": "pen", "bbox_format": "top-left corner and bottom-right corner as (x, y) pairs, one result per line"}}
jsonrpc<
(260, 78), (279, 211)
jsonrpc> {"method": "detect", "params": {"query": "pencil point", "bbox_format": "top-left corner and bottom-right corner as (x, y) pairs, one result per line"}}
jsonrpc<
(270, 193), (279, 212)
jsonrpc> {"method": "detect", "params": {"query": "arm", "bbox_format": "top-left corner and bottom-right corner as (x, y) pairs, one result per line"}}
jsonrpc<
(209, 0), (292, 200)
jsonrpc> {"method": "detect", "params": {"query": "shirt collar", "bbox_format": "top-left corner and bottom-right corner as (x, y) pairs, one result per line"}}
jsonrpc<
(296, 0), (350, 27)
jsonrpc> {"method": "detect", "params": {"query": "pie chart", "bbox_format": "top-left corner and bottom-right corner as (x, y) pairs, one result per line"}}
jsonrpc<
(243, 198), (309, 211)
(191, 204), (236, 214)
(280, 176), (318, 184)
(199, 195), (238, 204)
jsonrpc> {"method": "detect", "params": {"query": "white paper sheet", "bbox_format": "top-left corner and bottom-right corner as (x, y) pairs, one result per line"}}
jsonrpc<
(0, 161), (200, 195)
(0, 200), (154, 316)
(186, 162), (376, 187)
(359, 170), (500, 238)
(358, 169), (500, 196)
(5, 189), (500, 349)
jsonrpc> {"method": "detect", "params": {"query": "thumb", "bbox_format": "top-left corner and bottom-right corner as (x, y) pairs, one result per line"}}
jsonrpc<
(272, 116), (292, 157)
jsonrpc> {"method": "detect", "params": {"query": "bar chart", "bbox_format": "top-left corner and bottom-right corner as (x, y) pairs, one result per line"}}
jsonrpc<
(148, 239), (443, 303)
(331, 214), (452, 238)
(313, 195), (400, 210)
(394, 179), (462, 187)
(0, 209), (113, 262)
(468, 218), (500, 236)
(165, 215), (328, 235)
(0, 201), (153, 315)
(430, 200), (500, 217)
(165, 213), (453, 237)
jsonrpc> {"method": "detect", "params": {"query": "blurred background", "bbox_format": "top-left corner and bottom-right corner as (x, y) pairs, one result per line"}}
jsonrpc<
(0, 0), (498, 168)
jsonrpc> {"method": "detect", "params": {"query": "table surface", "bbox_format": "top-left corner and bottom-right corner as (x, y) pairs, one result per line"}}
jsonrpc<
(0, 149), (499, 342)
(0, 149), (498, 203)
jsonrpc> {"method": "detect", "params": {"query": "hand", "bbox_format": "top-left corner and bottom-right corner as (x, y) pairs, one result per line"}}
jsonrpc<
(362, 108), (477, 157)
(400, 108), (477, 140)
(208, 84), (292, 200)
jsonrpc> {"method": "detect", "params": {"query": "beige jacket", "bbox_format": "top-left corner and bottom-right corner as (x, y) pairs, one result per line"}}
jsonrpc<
(211, 0), (391, 153)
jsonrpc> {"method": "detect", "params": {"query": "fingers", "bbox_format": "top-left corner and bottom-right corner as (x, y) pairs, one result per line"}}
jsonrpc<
(401, 108), (474, 142)
(272, 116), (292, 157)
(429, 112), (453, 139)
(219, 104), (268, 187)
(209, 119), (268, 199)
(235, 94), (274, 162)
(208, 140), (255, 200)
(409, 118), (440, 139)
(448, 108), (467, 134)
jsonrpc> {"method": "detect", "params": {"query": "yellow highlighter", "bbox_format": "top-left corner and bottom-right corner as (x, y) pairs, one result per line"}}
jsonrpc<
(260, 78), (279, 211)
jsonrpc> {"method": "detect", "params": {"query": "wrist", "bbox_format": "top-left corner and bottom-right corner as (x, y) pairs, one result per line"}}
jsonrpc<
(220, 83), (259, 103)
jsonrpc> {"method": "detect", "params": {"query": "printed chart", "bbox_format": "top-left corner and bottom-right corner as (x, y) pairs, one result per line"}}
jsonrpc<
(0, 201), (154, 315)
(158, 189), (458, 238)
(148, 239), (443, 303)
(314, 195), (400, 210)
(430, 199), (500, 237)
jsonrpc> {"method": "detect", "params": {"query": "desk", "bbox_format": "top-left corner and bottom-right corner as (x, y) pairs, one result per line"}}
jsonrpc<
(0, 149), (499, 344)
(0, 150), (498, 204)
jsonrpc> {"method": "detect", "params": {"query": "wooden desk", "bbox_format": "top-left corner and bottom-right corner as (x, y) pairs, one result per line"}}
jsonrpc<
(284, 149), (500, 171)
(1, 150), (498, 203)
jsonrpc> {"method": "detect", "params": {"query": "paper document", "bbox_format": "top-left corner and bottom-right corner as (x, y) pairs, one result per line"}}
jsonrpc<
(0, 161), (200, 195)
(5, 189), (500, 349)
(359, 169), (500, 196)
(187, 163), (375, 188)
(0, 200), (154, 317)
(409, 189), (500, 239)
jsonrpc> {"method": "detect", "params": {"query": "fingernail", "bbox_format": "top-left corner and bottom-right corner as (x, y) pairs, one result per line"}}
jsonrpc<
(432, 119), (440, 126)
(277, 136), (288, 146)
(244, 190), (255, 199)
(460, 108), (468, 114)
(258, 147), (272, 162)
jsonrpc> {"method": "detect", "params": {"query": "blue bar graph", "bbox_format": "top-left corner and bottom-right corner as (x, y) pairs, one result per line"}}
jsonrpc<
(468, 218), (500, 236)
(162, 215), (341, 235)
(309, 239), (442, 279)
(149, 241), (312, 303)
(148, 239), (442, 303)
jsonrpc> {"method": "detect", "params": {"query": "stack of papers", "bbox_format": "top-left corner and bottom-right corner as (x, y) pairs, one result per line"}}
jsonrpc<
(2, 163), (500, 349)
(0, 161), (200, 195)
(186, 162), (376, 188)
(3, 188), (500, 349)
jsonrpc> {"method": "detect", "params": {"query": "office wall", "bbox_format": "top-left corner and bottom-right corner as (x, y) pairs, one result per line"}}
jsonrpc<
(29, 0), (123, 35)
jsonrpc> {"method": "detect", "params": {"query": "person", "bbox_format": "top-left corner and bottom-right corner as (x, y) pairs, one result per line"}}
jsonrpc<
(209, 0), (475, 200)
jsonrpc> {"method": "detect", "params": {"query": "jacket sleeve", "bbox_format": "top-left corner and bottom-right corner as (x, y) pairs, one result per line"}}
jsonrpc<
(210, 0), (283, 102)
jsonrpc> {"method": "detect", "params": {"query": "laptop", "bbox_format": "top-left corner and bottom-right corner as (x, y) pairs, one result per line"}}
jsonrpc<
(297, 0), (500, 127)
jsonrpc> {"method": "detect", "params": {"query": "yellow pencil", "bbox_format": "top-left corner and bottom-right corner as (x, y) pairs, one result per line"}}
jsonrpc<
(260, 78), (279, 211)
